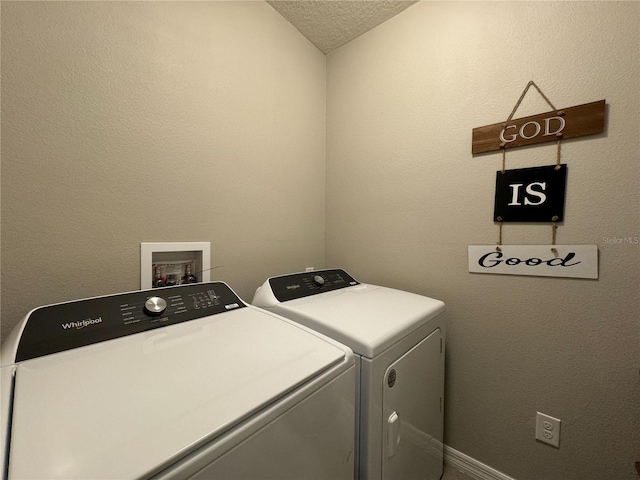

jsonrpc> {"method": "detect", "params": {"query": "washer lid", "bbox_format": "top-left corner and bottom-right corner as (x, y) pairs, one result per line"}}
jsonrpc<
(266, 284), (445, 358)
(6, 307), (346, 479)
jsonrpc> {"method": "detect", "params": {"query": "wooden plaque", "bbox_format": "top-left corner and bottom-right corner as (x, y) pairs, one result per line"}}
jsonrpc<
(472, 100), (605, 154)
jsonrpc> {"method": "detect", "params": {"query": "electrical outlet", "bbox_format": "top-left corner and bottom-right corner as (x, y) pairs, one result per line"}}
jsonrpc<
(536, 412), (561, 448)
(305, 267), (314, 272)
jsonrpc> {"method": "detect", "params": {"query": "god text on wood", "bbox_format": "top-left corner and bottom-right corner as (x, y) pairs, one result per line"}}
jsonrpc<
(472, 100), (605, 154)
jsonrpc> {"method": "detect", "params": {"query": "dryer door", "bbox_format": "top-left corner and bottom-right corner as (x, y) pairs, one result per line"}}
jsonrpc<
(382, 328), (443, 480)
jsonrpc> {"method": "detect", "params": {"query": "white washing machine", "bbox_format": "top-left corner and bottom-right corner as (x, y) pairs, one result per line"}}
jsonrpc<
(253, 269), (446, 480)
(1, 281), (355, 479)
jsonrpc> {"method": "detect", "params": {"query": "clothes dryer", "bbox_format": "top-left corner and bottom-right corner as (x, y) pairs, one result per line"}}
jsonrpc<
(253, 269), (446, 480)
(1, 281), (355, 479)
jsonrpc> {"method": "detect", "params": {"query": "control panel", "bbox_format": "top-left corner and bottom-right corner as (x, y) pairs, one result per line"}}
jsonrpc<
(15, 282), (245, 362)
(269, 269), (359, 303)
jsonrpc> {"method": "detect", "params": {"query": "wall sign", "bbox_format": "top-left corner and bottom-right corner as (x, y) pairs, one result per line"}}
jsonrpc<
(470, 83), (605, 281)
(472, 100), (605, 154)
(468, 245), (598, 279)
(494, 164), (567, 222)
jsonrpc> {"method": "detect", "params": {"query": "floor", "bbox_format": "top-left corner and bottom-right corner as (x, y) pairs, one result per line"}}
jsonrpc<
(442, 463), (476, 480)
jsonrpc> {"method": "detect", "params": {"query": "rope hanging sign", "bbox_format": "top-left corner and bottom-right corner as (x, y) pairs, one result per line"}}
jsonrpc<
(472, 83), (605, 155)
(468, 82), (603, 279)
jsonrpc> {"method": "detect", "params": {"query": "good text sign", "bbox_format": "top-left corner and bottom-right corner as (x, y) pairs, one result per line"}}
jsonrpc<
(472, 100), (605, 154)
(494, 164), (567, 222)
(468, 245), (598, 279)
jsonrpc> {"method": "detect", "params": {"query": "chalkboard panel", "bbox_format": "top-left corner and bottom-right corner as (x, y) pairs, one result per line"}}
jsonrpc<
(494, 164), (567, 222)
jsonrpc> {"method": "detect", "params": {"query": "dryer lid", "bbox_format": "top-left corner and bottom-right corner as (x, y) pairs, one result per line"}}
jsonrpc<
(6, 307), (346, 479)
(264, 283), (445, 358)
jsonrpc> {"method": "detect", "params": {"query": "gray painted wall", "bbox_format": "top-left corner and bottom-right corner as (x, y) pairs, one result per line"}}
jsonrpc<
(1, 0), (326, 339)
(326, 2), (639, 479)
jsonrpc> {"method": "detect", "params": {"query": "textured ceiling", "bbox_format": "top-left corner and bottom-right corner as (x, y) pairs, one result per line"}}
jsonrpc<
(267, 1), (419, 54)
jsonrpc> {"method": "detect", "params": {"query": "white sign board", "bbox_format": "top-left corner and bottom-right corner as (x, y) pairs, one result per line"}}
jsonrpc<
(468, 245), (598, 279)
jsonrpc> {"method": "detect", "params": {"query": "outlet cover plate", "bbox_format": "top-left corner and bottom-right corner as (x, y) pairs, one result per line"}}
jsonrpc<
(536, 411), (561, 448)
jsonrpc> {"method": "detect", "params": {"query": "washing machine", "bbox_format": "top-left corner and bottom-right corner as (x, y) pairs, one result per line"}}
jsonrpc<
(0, 281), (355, 479)
(253, 269), (446, 480)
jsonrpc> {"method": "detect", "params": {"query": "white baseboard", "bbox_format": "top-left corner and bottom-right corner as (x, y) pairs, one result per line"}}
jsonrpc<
(444, 445), (516, 480)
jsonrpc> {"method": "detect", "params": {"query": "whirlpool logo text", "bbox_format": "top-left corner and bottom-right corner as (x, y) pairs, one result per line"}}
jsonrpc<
(61, 317), (103, 330)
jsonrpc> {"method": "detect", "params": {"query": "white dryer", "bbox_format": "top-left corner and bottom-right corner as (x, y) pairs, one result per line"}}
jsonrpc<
(1, 281), (355, 479)
(253, 269), (446, 480)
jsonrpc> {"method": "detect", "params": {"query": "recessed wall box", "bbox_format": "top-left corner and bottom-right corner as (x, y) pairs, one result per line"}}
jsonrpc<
(140, 242), (211, 289)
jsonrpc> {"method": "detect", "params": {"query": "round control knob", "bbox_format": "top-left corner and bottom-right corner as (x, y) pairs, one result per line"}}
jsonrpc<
(313, 275), (325, 286)
(144, 297), (167, 316)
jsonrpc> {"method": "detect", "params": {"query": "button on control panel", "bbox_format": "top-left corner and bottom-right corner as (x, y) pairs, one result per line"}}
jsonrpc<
(144, 297), (168, 316)
(269, 269), (359, 302)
